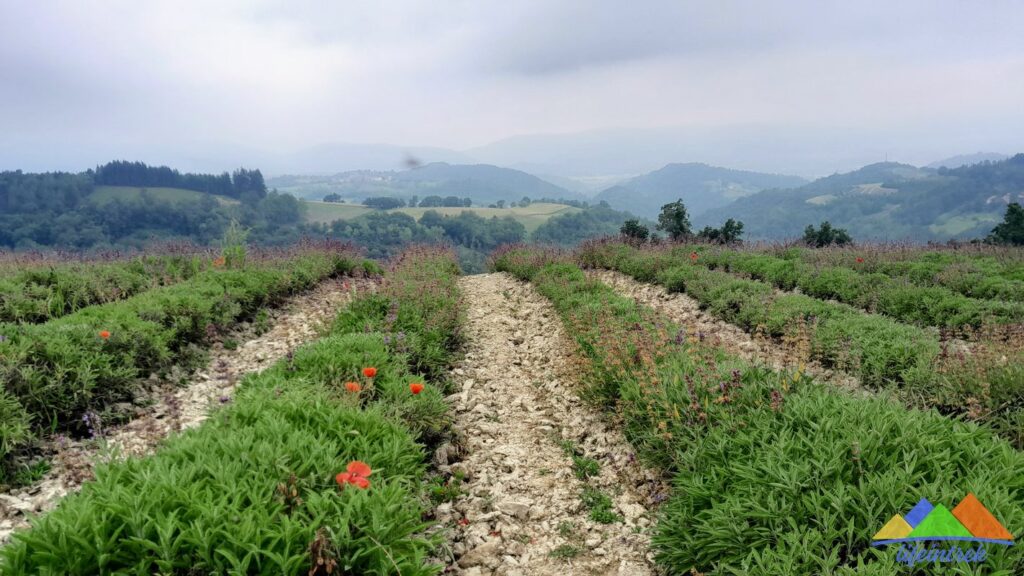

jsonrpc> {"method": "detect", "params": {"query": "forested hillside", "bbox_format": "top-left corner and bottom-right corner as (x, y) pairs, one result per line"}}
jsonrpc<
(0, 163), (300, 249)
(268, 162), (581, 205)
(595, 163), (806, 219)
(0, 162), (644, 272)
(699, 155), (1024, 241)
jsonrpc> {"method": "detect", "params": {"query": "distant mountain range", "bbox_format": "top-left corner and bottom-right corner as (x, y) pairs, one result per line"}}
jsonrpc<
(698, 155), (1024, 241)
(594, 163), (806, 219)
(926, 152), (1009, 169)
(268, 162), (581, 205)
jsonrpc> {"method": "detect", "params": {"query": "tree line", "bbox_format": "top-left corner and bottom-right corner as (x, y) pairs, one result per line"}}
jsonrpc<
(94, 161), (268, 202)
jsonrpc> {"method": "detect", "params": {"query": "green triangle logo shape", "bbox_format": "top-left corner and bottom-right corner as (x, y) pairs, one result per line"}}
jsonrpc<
(907, 504), (973, 539)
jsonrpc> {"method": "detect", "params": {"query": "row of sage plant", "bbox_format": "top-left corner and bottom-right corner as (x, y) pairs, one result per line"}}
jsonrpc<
(578, 241), (1024, 448)
(684, 245), (1024, 328)
(578, 241), (940, 388)
(783, 245), (1024, 303)
(492, 245), (1024, 575)
(0, 256), (206, 324)
(0, 247), (463, 575)
(0, 247), (377, 478)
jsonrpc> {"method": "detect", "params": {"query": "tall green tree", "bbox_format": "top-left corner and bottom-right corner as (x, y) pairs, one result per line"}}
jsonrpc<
(803, 221), (852, 247)
(656, 200), (692, 241)
(620, 219), (650, 242)
(987, 202), (1024, 245)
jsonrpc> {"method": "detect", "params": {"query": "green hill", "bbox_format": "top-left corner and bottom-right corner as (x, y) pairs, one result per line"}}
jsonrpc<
(698, 155), (1024, 241)
(269, 162), (581, 206)
(595, 163), (806, 219)
(302, 200), (580, 233)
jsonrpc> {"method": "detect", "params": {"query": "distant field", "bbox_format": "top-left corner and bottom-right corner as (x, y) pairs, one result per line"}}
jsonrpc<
(88, 186), (239, 206)
(302, 201), (581, 232)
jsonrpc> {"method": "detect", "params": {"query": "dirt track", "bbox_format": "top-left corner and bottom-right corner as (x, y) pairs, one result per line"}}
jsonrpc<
(440, 273), (660, 576)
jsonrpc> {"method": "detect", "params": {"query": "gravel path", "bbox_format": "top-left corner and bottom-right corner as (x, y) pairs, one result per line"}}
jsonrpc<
(0, 277), (371, 543)
(587, 269), (865, 394)
(440, 273), (660, 576)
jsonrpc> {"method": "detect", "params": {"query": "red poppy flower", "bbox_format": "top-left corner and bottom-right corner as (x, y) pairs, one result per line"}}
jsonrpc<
(336, 461), (372, 489)
(345, 381), (361, 393)
(690, 252), (699, 261)
(856, 257), (864, 263)
(362, 367), (377, 378)
(409, 382), (424, 395)
(99, 330), (111, 340)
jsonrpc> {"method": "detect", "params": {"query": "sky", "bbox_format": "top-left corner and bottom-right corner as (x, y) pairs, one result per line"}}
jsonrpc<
(1, 0), (1023, 176)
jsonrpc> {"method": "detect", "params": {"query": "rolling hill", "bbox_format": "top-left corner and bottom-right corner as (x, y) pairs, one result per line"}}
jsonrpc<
(594, 163), (807, 219)
(269, 163), (581, 206)
(301, 200), (580, 233)
(698, 155), (1024, 241)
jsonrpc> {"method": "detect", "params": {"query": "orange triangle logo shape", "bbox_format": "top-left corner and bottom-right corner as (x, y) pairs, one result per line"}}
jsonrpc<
(951, 493), (1014, 541)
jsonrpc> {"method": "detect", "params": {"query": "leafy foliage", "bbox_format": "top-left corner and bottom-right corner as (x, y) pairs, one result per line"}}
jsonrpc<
(987, 202), (1024, 245)
(803, 221), (852, 247)
(1, 247), (463, 574)
(493, 247), (1024, 574)
(0, 247), (370, 471)
(656, 200), (692, 241)
(578, 240), (1024, 449)
(696, 218), (744, 244)
(689, 246), (1024, 328)
(619, 219), (650, 242)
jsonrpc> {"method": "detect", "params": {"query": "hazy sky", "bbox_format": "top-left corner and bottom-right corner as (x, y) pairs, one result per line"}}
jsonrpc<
(2, 0), (1022, 174)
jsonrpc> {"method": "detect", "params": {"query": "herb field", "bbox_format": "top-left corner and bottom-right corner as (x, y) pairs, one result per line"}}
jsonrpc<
(495, 245), (1024, 575)
(1, 246), (462, 574)
(1, 239), (1021, 575)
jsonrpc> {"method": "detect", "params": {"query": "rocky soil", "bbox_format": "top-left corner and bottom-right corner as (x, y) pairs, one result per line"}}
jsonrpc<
(0, 277), (371, 543)
(587, 269), (865, 394)
(438, 273), (662, 576)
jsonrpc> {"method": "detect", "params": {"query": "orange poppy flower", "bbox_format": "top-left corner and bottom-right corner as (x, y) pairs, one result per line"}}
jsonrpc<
(690, 252), (699, 261)
(362, 367), (377, 378)
(345, 381), (361, 393)
(409, 382), (424, 395)
(336, 460), (372, 489)
(99, 330), (111, 340)
(856, 257), (864, 263)
(213, 257), (226, 268)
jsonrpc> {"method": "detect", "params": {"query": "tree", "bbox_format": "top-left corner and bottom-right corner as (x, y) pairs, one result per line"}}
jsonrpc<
(620, 219), (649, 242)
(364, 196), (405, 210)
(442, 196), (463, 207)
(496, 200), (506, 209)
(697, 218), (744, 244)
(520, 196), (532, 206)
(323, 193), (342, 203)
(463, 197), (472, 207)
(656, 200), (691, 241)
(987, 202), (1024, 245)
(408, 195), (419, 208)
(803, 221), (852, 247)
(419, 195), (444, 208)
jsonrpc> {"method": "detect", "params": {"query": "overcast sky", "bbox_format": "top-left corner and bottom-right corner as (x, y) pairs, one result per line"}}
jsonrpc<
(1, 0), (1022, 174)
